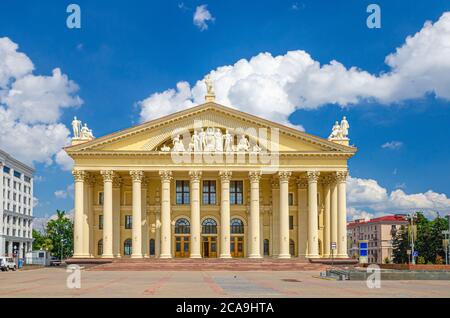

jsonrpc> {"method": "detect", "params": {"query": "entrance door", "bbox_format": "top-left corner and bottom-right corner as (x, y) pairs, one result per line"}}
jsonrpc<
(175, 236), (190, 257)
(231, 236), (244, 257)
(202, 236), (217, 258)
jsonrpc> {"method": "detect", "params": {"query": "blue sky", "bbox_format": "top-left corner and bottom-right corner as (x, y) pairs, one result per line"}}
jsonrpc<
(1, 0), (450, 221)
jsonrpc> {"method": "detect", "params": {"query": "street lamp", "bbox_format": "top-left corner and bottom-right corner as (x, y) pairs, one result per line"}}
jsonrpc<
(409, 212), (417, 265)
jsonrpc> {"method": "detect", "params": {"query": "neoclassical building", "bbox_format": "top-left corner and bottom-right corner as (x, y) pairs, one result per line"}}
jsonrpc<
(65, 92), (356, 260)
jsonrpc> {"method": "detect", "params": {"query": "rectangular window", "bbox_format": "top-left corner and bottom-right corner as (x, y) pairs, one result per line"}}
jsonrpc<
(13, 171), (21, 179)
(24, 176), (31, 183)
(99, 215), (103, 230)
(202, 180), (216, 205)
(125, 215), (132, 229)
(288, 193), (294, 206)
(98, 192), (104, 205)
(230, 180), (243, 205)
(3, 166), (10, 174)
(289, 215), (294, 230)
(176, 180), (190, 205)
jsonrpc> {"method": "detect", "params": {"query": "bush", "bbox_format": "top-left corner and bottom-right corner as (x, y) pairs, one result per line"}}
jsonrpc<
(435, 255), (444, 265)
(417, 256), (426, 264)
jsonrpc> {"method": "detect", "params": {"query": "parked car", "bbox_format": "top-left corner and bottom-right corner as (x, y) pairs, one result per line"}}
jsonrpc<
(0, 257), (17, 271)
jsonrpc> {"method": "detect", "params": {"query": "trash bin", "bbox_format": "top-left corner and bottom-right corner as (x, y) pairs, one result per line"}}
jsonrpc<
(18, 258), (24, 269)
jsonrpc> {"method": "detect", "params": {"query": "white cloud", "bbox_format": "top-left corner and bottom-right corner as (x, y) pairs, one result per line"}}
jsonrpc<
(347, 176), (450, 219)
(0, 37), (82, 168)
(381, 141), (403, 150)
(138, 12), (450, 129)
(55, 149), (74, 171)
(193, 5), (214, 31)
(54, 183), (74, 200)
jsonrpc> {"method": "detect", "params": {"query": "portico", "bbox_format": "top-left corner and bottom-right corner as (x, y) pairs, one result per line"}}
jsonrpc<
(65, 96), (356, 260)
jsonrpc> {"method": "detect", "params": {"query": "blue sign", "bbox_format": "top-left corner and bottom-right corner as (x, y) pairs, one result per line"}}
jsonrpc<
(360, 242), (368, 249)
(413, 251), (419, 257)
(360, 249), (368, 257)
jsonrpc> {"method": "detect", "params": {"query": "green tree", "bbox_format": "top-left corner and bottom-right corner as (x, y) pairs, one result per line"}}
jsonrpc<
(392, 225), (409, 264)
(46, 210), (73, 260)
(32, 229), (53, 251)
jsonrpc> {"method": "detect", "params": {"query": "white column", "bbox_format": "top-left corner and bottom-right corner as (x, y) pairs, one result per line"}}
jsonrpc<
(84, 174), (95, 257)
(249, 171), (262, 258)
(330, 177), (338, 258)
(323, 178), (331, 258)
(336, 171), (349, 258)
(306, 171), (320, 258)
(155, 211), (161, 257)
(189, 171), (202, 258)
(159, 170), (172, 259)
(278, 171), (291, 259)
(219, 171), (232, 258)
(72, 170), (86, 258)
(88, 176), (96, 257)
(271, 179), (280, 257)
(112, 177), (122, 257)
(101, 170), (114, 258)
(141, 179), (149, 257)
(296, 178), (308, 258)
(130, 171), (144, 258)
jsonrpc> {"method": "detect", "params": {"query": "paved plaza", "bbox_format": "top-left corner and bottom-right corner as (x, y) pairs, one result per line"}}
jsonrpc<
(0, 267), (449, 298)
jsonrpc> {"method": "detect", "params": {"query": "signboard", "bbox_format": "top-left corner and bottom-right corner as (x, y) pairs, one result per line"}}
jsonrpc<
(413, 251), (419, 257)
(331, 242), (337, 250)
(359, 240), (369, 264)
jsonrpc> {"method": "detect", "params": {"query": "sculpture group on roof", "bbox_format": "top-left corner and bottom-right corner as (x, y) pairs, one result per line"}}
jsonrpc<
(72, 116), (95, 140)
(161, 127), (263, 154)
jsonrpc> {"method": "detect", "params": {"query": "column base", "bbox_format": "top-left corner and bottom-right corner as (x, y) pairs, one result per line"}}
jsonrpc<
(114, 254), (122, 258)
(277, 254), (291, 259)
(249, 255), (262, 259)
(190, 254), (202, 259)
(131, 254), (143, 259)
(102, 254), (114, 258)
(306, 254), (320, 259)
(72, 254), (89, 259)
(220, 254), (232, 259)
(159, 254), (172, 259)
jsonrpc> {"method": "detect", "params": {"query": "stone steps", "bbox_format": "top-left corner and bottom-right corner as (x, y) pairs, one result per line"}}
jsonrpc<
(87, 259), (331, 271)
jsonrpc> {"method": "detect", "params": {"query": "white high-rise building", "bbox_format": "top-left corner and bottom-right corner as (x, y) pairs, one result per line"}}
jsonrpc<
(0, 149), (35, 258)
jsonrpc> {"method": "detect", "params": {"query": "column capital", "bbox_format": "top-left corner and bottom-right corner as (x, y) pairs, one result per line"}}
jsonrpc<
(296, 177), (308, 189)
(189, 170), (202, 182)
(271, 177), (280, 189)
(219, 171), (232, 181)
(130, 170), (144, 182)
(113, 176), (123, 188)
(335, 171), (348, 183)
(248, 171), (262, 183)
(278, 171), (291, 182)
(307, 171), (320, 182)
(100, 170), (115, 182)
(159, 170), (173, 181)
(72, 170), (86, 182)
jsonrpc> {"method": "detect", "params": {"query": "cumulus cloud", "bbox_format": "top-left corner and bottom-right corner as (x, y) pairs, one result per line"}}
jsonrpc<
(381, 141), (403, 150)
(347, 176), (450, 220)
(54, 183), (74, 199)
(0, 37), (82, 168)
(138, 12), (450, 128)
(193, 5), (215, 31)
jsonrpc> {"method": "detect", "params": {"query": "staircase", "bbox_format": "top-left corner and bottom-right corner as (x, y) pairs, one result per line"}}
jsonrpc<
(87, 258), (331, 271)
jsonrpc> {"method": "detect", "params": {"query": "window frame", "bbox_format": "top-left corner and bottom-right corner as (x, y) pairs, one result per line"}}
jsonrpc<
(202, 180), (217, 205)
(176, 180), (190, 205)
(230, 180), (244, 205)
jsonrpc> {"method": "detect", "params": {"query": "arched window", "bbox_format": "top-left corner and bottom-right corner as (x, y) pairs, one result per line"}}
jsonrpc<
(98, 239), (103, 256)
(149, 239), (155, 256)
(175, 218), (190, 234)
(230, 218), (244, 234)
(263, 239), (269, 256)
(289, 239), (295, 256)
(124, 239), (132, 256)
(202, 218), (217, 234)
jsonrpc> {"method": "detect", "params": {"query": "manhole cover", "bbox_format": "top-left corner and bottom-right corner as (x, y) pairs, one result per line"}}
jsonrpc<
(281, 279), (301, 283)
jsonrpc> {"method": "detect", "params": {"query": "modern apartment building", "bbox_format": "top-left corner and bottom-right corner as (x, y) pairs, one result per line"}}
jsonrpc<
(347, 215), (408, 264)
(0, 149), (35, 258)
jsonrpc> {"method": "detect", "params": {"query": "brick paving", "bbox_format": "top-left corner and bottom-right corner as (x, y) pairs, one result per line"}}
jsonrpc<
(0, 267), (449, 298)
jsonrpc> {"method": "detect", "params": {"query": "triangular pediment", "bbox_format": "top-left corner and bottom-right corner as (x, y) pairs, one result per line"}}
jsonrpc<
(65, 102), (356, 155)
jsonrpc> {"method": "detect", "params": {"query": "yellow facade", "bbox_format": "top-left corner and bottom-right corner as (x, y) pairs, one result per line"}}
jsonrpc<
(65, 102), (356, 259)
